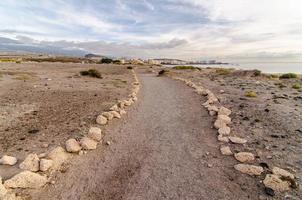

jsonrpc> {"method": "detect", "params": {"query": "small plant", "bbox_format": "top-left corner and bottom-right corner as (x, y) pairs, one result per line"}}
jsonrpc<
(270, 74), (279, 79)
(292, 83), (302, 89)
(127, 66), (133, 70)
(245, 91), (257, 98)
(80, 69), (102, 79)
(113, 60), (121, 64)
(253, 70), (261, 76)
(15, 60), (21, 64)
(280, 73), (298, 79)
(215, 68), (232, 75)
(172, 66), (200, 70)
(158, 69), (169, 76)
(100, 58), (113, 64)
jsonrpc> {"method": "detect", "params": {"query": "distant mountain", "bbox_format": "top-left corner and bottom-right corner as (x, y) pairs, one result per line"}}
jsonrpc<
(0, 37), (88, 56)
(84, 53), (106, 58)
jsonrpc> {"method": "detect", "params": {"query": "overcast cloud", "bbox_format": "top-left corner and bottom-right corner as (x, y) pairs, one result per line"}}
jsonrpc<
(0, 0), (302, 61)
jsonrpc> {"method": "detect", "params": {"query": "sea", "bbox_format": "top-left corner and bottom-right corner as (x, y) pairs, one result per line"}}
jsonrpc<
(165, 62), (302, 74)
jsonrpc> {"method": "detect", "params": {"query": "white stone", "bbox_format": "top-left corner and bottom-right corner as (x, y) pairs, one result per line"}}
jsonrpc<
(0, 155), (17, 166)
(263, 174), (291, 192)
(47, 146), (71, 170)
(234, 152), (255, 163)
(119, 109), (126, 115)
(80, 137), (97, 150)
(207, 105), (218, 112)
(218, 106), (232, 116)
(110, 111), (121, 119)
(209, 111), (216, 116)
(234, 164), (264, 176)
(39, 159), (53, 172)
(109, 104), (119, 112)
(220, 146), (233, 155)
(117, 101), (125, 109)
(229, 136), (247, 144)
(132, 96), (138, 102)
(88, 127), (102, 142)
(214, 119), (226, 129)
(218, 125), (231, 136)
(96, 115), (107, 125)
(19, 153), (40, 172)
(217, 135), (230, 143)
(217, 115), (231, 124)
(4, 171), (48, 189)
(65, 139), (82, 153)
(102, 112), (114, 120)
(272, 167), (295, 180)
(124, 100), (132, 106)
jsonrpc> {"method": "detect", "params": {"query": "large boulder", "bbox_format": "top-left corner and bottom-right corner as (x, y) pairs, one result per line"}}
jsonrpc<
(220, 146), (233, 155)
(234, 152), (255, 163)
(218, 125), (231, 136)
(234, 164), (264, 176)
(88, 127), (102, 142)
(217, 115), (231, 124)
(218, 106), (231, 116)
(110, 111), (121, 119)
(272, 167), (294, 180)
(39, 159), (53, 172)
(80, 137), (97, 150)
(0, 156), (17, 166)
(4, 171), (48, 189)
(19, 154), (40, 172)
(229, 136), (247, 144)
(263, 174), (291, 192)
(47, 146), (71, 170)
(96, 115), (107, 125)
(102, 112), (114, 120)
(65, 139), (82, 153)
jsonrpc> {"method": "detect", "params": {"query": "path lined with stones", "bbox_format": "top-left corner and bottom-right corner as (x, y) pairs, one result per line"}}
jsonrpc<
(29, 74), (260, 200)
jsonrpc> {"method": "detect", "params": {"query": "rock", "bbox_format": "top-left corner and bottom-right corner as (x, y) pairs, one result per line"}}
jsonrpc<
(264, 187), (275, 196)
(218, 106), (231, 116)
(106, 141), (111, 145)
(109, 104), (119, 112)
(234, 164), (264, 176)
(214, 119), (226, 129)
(263, 174), (290, 192)
(88, 127), (102, 142)
(124, 100), (132, 106)
(209, 111), (216, 116)
(229, 136), (247, 144)
(4, 171), (48, 189)
(119, 109), (126, 115)
(102, 112), (114, 120)
(110, 111), (121, 119)
(19, 153), (40, 172)
(117, 101), (125, 109)
(80, 137), (97, 150)
(220, 146), (233, 155)
(0, 155), (17, 166)
(208, 105), (218, 112)
(47, 146), (70, 169)
(38, 153), (47, 158)
(65, 139), (81, 153)
(217, 115), (231, 124)
(132, 96), (138, 101)
(96, 115), (107, 125)
(41, 143), (49, 148)
(218, 125), (231, 136)
(272, 167), (295, 180)
(234, 152), (255, 163)
(217, 135), (230, 142)
(39, 159), (53, 172)
(0, 176), (8, 197)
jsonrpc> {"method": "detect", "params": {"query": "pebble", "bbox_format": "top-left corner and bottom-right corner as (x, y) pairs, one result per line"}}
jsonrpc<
(234, 164), (264, 176)
(96, 115), (107, 125)
(88, 127), (102, 142)
(218, 125), (231, 136)
(229, 136), (247, 144)
(19, 153), (40, 172)
(65, 139), (82, 153)
(234, 152), (255, 163)
(220, 146), (233, 155)
(0, 155), (17, 166)
(80, 137), (98, 150)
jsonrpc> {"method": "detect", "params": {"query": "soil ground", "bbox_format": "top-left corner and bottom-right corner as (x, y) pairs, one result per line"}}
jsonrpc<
(0, 63), (133, 179)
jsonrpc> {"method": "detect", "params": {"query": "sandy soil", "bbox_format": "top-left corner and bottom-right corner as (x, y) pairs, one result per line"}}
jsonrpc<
(167, 67), (302, 199)
(28, 73), (260, 200)
(0, 63), (133, 179)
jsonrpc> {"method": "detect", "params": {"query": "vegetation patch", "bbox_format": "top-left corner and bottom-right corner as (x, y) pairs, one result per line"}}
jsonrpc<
(158, 69), (169, 76)
(292, 83), (302, 90)
(280, 73), (298, 79)
(100, 58), (113, 64)
(127, 66), (133, 70)
(274, 82), (287, 89)
(245, 91), (257, 98)
(0, 58), (18, 62)
(172, 66), (200, 70)
(24, 57), (90, 63)
(215, 68), (232, 75)
(80, 69), (102, 79)
(253, 70), (261, 77)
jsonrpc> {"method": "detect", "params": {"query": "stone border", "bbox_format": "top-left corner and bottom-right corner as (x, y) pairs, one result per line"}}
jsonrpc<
(0, 69), (140, 199)
(172, 76), (296, 195)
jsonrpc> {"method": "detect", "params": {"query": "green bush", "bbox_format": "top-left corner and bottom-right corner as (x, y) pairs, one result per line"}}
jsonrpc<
(270, 74), (279, 79)
(280, 73), (298, 79)
(158, 69), (169, 76)
(172, 66), (200, 70)
(215, 68), (232, 75)
(274, 82), (287, 89)
(292, 83), (302, 89)
(80, 69), (102, 79)
(253, 70), (261, 76)
(245, 91), (257, 98)
(113, 60), (121, 64)
(100, 58), (113, 64)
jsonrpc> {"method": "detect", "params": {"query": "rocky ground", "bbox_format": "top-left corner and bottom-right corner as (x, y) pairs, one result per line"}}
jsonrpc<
(165, 67), (302, 199)
(0, 63), (133, 180)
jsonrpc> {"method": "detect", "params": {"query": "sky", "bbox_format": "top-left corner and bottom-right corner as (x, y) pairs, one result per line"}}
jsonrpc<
(0, 0), (302, 61)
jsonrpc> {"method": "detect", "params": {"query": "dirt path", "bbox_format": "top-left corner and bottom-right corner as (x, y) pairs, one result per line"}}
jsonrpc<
(31, 74), (260, 200)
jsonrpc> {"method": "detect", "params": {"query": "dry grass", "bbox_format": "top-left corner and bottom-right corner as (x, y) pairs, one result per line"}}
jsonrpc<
(245, 91), (257, 98)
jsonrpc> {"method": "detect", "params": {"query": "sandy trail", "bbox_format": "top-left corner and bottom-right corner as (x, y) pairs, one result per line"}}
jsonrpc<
(32, 74), (259, 200)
